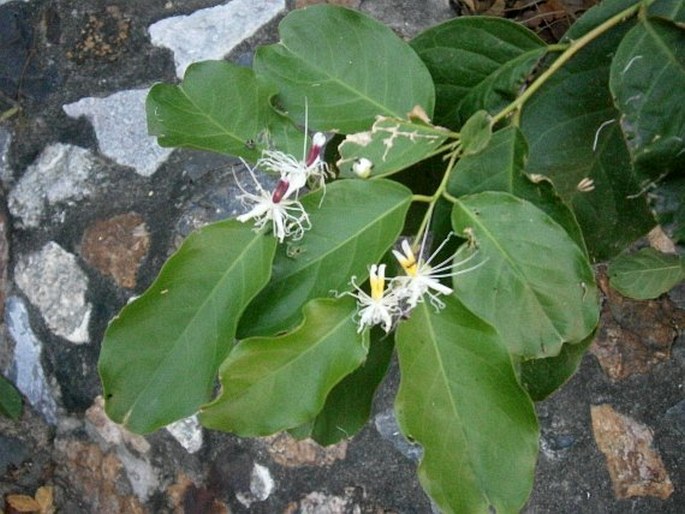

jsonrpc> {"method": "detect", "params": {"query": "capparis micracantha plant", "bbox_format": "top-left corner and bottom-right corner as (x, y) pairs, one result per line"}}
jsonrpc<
(99, 2), (684, 511)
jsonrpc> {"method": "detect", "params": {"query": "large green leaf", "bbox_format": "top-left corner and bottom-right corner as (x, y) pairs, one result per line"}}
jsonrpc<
(410, 16), (546, 129)
(395, 296), (539, 514)
(451, 192), (599, 358)
(99, 220), (276, 433)
(608, 247), (685, 300)
(0, 374), (22, 420)
(520, 332), (594, 401)
(238, 179), (412, 337)
(610, 17), (685, 180)
(200, 297), (367, 436)
(146, 60), (302, 160)
(448, 126), (586, 253)
(520, 1), (655, 259)
(303, 327), (394, 446)
(337, 116), (449, 179)
(253, 5), (435, 133)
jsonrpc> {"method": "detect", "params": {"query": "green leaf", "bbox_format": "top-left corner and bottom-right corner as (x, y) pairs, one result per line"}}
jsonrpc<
(410, 16), (546, 129)
(146, 60), (302, 160)
(238, 179), (412, 337)
(648, 0), (685, 24)
(395, 296), (539, 514)
(520, 332), (594, 401)
(451, 192), (599, 358)
(608, 247), (685, 300)
(459, 110), (492, 156)
(610, 18), (685, 180)
(520, 2), (656, 260)
(200, 297), (367, 436)
(304, 327), (394, 446)
(253, 5), (435, 133)
(99, 220), (277, 433)
(448, 126), (587, 252)
(0, 374), (22, 420)
(337, 116), (449, 179)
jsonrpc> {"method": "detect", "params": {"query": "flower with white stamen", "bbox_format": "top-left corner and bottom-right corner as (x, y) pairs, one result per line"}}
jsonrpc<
(392, 233), (484, 311)
(234, 161), (311, 243)
(257, 131), (330, 198)
(348, 264), (399, 333)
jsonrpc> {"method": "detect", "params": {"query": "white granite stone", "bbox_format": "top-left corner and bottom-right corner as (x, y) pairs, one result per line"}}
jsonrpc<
(236, 462), (275, 507)
(5, 296), (59, 424)
(149, 0), (285, 78)
(8, 143), (100, 228)
(0, 127), (12, 185)
(165, 415), (203, 454)
(14, 242), (91, 344)
(63, 89), (172, 177)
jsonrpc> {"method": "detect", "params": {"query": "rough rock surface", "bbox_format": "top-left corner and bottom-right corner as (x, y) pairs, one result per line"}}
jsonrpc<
(0, 1), (683, 513)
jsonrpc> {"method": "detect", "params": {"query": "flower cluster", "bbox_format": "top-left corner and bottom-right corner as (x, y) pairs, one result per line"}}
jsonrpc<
(234, 131), (329, 242)
(347, 233), (485, 333)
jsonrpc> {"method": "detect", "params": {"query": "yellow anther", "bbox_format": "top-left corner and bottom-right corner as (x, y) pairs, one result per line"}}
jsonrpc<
(369, 264), (387, 301)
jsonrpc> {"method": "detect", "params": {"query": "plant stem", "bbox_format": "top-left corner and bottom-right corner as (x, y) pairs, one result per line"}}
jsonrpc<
(491, 0), (643, 125)
(413, 148), (460, 247)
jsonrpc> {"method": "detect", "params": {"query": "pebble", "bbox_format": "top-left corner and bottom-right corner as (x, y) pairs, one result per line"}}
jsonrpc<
(165, 415), (203, 454)
(235, 462), (275, 507)
(8, 143), (100, 229)
(14, 242), (91, 344)
(4, 296), (59, 424)
(63, 89), (172, 177)
(148, 0), (285, 78)
(80, 212), (150, 289)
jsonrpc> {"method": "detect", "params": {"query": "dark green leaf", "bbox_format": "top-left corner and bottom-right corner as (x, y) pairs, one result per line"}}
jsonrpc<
(146, 60), (302, 160)
(306, 327), (394, 446)
(254, 5), (435, 133)
(648, 0), (685, 24)
(520, 4), (655, 259)
(410, 17), (546, 129)
(238, 179), (412, 337)
(520, 332), (594, 401)
(0, 375), (22, 420)
(448, 126), (586, 252)
(395, 296), (539, 514)
(337, 116), (449, 179)
(608, 247), (685, 300)
(610, 18), (685, 180)
(451, 192), (599, 358)
(200, 297), (367, 436)
(99, 220), (276, 433)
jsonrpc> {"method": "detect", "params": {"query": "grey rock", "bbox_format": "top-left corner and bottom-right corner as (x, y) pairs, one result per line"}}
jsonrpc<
(5, 296), (59, 424)
(148, 0), (285, 78)
(8, 143), (100, 228)
(14, 242), (91, 344)
(165, 415), (203, 454)
(117, 445), (160, 501)
(373, 408), (423, 462)
(236, 462), (275, 507)
(63, 89), (172, 177)
(0, 127), (11, 186)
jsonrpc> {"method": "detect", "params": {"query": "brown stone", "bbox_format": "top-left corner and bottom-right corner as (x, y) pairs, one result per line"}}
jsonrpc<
(54, 439), (146, 513)
(167, 473), (230, 514)
(590, 269), (685, 380)
(261, 432), (347, 468)
(80, 212), (149, 288)
(591, 404), (674, 500)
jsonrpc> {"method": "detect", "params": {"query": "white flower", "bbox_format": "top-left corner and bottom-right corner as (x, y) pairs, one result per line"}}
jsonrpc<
(348, 264), (399, 333)
(257, 131), (330, 199)
(392, 233), (484, 311)
(234, 162), (311, 243)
